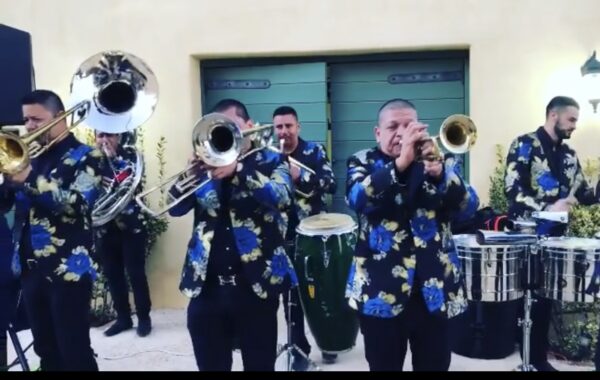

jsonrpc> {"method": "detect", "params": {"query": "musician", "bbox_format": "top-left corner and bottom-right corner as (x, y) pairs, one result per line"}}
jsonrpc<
(0, 90), (104, 371)
(168, 98), (297, 371)
(345, 98), (478, 371)
(272, 105), (337, 369)
(504, 95), (598, 371)
(94, 131), (152, 337)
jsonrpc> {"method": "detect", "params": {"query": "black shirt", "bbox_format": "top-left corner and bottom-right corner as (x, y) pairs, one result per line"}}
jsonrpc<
(205, 179), (241, 278)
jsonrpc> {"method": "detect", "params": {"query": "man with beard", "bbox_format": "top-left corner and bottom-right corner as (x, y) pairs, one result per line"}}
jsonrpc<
(504, 95), (598, 371)
(272, 105), (337, 369)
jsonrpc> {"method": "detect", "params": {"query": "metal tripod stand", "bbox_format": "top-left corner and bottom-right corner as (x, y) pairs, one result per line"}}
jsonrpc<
(515, 244), (537, 371)
(275, 288), (320, 371)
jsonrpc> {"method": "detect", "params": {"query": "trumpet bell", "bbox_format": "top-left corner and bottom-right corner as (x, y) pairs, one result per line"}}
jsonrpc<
(439, 114), (477, 154)
(70, 50), (158, 134)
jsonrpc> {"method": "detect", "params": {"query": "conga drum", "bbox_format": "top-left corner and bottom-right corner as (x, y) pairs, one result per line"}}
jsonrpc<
(294, 213), (358, 354)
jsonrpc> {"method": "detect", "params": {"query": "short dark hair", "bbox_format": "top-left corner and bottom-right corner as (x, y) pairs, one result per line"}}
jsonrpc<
(210, 98), (250, 122)
(21, 90), (65, 116)
(545, 96), (579, 117)
(377, 98), (416, 121)
(272, 106), (298, 120)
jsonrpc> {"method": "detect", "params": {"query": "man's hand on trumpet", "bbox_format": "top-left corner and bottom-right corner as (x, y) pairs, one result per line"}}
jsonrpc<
(420, 140), (443, 180)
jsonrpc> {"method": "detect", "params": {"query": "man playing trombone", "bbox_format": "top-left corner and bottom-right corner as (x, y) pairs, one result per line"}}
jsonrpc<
(168, 99), (297, 371)
(0, 90), (104, 371)
(272, 105), (337, 369)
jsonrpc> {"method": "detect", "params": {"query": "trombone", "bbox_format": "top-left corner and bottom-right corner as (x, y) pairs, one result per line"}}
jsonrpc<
(0, 101), (91, 175)
(135, 113), (275, 217)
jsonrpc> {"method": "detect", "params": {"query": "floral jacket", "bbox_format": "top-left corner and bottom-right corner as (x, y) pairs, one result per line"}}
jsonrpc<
(0, 134), (104, 283)
(287, 138), (337, 239)
(95, 146), (147, 237)
(345, 147), (478, 319)
(505, 127), (597, 220)
(169, 147), (298, 300)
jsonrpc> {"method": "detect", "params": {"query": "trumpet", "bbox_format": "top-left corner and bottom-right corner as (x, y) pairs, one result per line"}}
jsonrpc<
(418, 114), (477, 161)
(267, 138), (316, 176)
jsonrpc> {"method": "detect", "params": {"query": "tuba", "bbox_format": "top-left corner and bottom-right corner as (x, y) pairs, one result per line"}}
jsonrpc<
(92, 131), (146, 227)
(418, 114), (477, 161)
(0, 51), (157, 225)
(135, 113), (274, 217)
(78, 51), (158, 226)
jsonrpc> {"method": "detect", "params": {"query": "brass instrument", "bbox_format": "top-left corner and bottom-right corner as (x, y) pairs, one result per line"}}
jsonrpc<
(419, 114), (477, 161)
(135, 113), (275, 217)
(267, 138), (316, 176)
(0, 51), (157, 177)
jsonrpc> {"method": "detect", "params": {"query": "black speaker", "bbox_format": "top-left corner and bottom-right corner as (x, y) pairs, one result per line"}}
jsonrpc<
(0, 24), (35, 126)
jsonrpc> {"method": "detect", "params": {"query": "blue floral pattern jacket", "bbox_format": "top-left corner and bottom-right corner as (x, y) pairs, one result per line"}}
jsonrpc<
(345, 148), (478, 319)
(0, 134), (104, 283)
(504, 128), (597, 219)
(169, 147), (298, 300)
(289, 138), (337, 221)
(95, 146), (147, 237)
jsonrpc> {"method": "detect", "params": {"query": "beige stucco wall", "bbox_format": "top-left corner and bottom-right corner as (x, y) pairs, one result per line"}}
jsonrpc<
(2, 0), (600, 308)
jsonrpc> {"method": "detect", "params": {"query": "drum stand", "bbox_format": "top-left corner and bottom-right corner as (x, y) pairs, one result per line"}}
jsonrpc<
(275, 288), (321, 372)
(514, 244), (537, 371)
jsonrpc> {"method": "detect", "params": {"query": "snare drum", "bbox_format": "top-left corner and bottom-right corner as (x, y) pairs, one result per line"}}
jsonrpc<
(453, 234), (528, 302)
(536, 237), (600, 303)
(294, 213), (359, 354)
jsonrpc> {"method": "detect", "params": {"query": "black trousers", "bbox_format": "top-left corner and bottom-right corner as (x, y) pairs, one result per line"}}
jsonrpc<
(187, 279), (279, 371)
(20, 269), (97, 371)
(517, 293), (552, 365)
(359, 290), (450, 371)
(97, 226), (151, 321)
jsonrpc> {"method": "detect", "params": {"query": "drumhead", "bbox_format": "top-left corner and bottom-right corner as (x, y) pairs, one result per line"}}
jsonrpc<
(452, 234), (528, 249)
(540, 237), (600, 252)
(296, 213), (356, 236)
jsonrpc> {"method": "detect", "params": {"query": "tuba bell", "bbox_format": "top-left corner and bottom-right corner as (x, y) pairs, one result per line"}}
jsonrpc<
(0, 51), (157, 176)
(79, 51), (158, 226)
(0, 51), (157, 225)
(134, 113), (273, 217)
(418, 114), (477, 161)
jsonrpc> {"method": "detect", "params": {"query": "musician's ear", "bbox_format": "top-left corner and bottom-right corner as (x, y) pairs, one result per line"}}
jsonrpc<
(374, 125), (380, 143)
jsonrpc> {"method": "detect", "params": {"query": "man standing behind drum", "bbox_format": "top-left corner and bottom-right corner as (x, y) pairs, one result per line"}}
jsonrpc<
(504, 96), (597, 371)
(272, 106), (337, 369)
(345, 98), (478, 371)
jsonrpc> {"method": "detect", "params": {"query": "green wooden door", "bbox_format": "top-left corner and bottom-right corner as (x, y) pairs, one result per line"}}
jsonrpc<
(202, 62), (328, 145)
(329, 59), (467, 215)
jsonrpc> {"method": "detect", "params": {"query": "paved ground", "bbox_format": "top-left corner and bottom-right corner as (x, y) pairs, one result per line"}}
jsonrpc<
(7, 308), (594, 371)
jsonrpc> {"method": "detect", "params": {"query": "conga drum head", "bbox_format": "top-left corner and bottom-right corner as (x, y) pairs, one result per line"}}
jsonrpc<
(296, 213), (356, 236)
